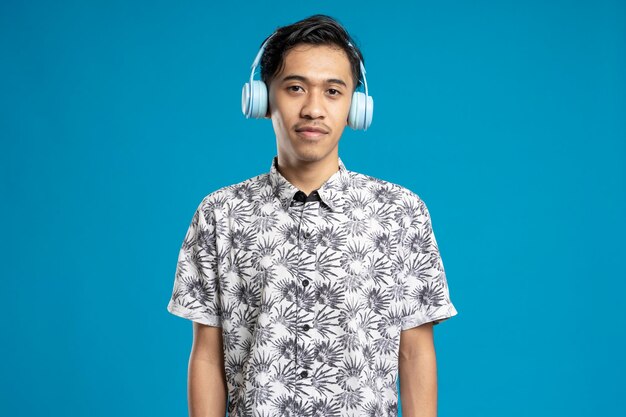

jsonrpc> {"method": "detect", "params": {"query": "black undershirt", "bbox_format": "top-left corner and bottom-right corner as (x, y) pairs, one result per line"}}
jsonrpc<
(292, 190), (321, 204)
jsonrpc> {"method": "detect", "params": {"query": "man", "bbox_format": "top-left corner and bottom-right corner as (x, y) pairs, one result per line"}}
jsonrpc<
(167, 14), (458, 417)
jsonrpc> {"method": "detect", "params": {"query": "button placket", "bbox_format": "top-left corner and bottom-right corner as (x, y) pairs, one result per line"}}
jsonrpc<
(295, 193), (318, 387)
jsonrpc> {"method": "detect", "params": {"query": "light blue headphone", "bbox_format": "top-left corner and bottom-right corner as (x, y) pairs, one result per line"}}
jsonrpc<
(241, 32), (374, 131)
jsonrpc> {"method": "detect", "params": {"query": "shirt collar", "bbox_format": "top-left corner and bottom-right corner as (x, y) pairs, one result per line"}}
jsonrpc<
(268, 155), (349, 213)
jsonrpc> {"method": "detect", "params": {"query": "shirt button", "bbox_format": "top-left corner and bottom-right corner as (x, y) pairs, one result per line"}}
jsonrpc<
(300, 370), (308, 378)
(303, 231), (311, 239)
(302, 279), (309, 287)
(302, 324), (310, 331)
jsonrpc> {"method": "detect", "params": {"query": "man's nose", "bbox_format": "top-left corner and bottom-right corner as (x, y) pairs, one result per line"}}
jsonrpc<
(300, 90), (324, 119)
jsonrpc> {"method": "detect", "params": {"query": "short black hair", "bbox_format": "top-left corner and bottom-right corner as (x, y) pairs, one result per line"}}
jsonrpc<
(259, 14), (364, 92)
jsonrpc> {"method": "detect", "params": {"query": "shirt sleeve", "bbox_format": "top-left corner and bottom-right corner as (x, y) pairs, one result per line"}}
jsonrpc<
(166, 197), (222, 327)
(400, 196), (458, 330)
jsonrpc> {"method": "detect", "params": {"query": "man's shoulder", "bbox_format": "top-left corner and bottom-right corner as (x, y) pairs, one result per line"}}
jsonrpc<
(197, 172), (269, 209)
(348, 168), (426, 207)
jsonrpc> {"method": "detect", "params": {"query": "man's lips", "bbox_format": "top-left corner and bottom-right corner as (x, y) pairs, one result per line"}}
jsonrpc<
(295, 126), (329, 139)
(295, 126), (328, 133)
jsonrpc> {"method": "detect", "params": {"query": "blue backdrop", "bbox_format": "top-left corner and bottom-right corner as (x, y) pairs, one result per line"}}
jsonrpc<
(2, 1), (624, 416)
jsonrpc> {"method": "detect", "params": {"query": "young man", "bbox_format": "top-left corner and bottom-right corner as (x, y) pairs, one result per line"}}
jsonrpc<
(167, 14), (458, 417)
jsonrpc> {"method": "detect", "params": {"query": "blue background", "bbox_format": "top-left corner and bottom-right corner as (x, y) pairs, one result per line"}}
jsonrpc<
(2, 1), (624, 416)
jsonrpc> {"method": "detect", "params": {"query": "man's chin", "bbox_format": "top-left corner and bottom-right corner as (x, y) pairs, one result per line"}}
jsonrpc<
(290, 144), (339, 163)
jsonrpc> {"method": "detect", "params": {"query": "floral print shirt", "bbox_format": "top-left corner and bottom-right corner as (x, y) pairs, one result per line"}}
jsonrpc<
(166, 155), (458, 417)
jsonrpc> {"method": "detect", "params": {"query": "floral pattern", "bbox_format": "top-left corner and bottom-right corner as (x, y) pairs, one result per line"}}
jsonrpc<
(167, 155), (458, 416)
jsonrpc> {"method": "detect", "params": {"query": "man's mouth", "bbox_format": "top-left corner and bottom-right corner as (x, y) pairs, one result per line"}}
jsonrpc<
(295, 125), (329, 139)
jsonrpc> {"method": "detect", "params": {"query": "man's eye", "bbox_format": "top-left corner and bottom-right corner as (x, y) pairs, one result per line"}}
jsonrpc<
(328, 89), (341, 96)
(288, 86), (303, 92)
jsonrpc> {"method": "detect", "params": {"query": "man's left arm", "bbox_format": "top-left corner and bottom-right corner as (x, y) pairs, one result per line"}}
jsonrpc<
(398, 322), (438, 417)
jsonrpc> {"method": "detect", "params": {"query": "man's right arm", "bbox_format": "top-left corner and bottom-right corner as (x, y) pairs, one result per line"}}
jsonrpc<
(188, 322), (228, 417)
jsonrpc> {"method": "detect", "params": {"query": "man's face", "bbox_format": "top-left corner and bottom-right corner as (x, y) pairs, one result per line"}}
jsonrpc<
(267, 43), (354, 164)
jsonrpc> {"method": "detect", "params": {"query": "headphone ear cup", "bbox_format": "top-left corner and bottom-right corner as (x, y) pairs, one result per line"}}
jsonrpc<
(364, 95), (373, 129)
(241, 80), (268, 119)
(348, 91), (374, 130)
(348, 91), (362, 130)
(241, 83), (251, 117)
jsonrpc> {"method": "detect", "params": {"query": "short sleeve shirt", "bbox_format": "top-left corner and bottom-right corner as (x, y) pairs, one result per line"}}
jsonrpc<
(166, 155), (458, 417)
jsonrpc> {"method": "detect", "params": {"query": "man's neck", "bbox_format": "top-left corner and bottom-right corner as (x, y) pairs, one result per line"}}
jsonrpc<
(276, 153), (340, 195)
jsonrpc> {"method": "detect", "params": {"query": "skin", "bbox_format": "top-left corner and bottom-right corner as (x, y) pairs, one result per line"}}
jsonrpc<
(188, 323), (227, 417)
(264, 43), (354, 194)
(188, 42), (438, 417)
(399, 322), (439, 417)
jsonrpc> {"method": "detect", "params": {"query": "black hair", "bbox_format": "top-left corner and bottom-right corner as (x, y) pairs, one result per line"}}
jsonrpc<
(259, 14), (364, 92)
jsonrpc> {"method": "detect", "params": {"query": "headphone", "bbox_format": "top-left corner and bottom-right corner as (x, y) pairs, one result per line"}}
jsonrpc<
(241, 32), (374, 131)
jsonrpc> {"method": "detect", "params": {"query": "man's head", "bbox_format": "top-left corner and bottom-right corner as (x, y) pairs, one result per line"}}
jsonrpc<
(260, 15), (364, 95)
(259, 14), (364, 164)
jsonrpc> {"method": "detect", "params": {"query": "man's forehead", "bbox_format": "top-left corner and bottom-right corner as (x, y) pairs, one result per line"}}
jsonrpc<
(282, 43), (350, 64)
(279, 44), (353, 86)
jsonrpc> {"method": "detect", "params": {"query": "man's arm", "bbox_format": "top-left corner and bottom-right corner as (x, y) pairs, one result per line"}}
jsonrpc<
(398, 322), (438, 417)
(188, 322), (228, 417)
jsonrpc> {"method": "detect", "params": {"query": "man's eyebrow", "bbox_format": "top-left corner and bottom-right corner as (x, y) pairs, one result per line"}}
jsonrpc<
(281, 74), (348, 88)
